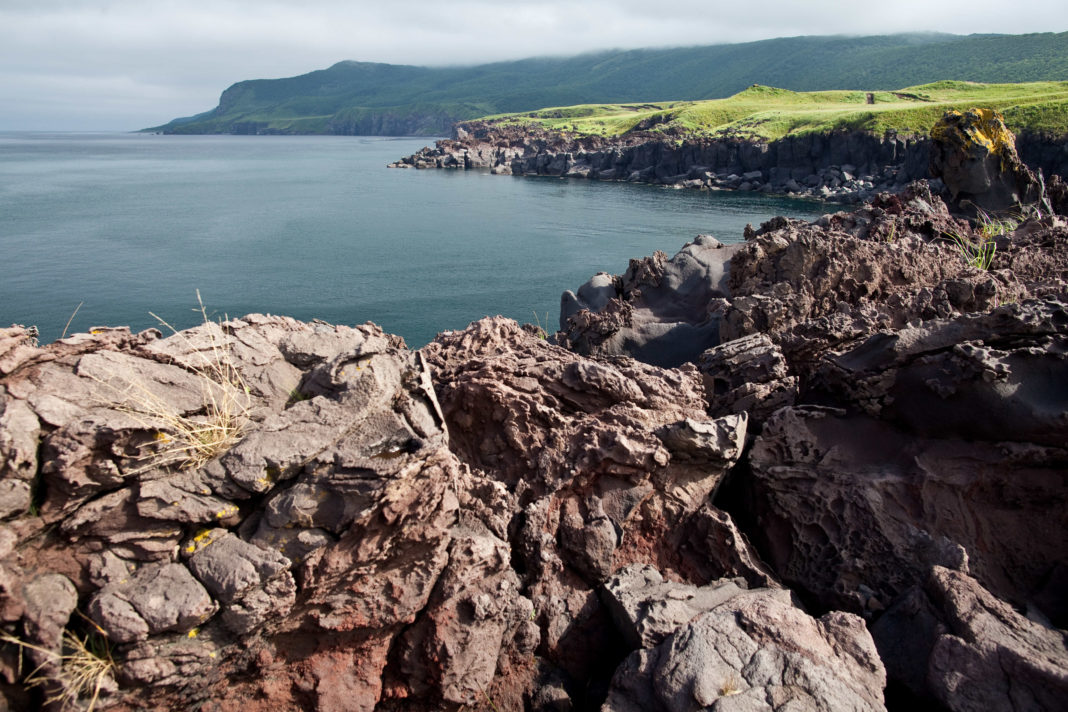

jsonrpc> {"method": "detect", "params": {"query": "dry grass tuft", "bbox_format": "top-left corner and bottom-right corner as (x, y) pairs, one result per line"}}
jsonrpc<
(95, 291), (251, 472)
(719, 671), (743, 697)
(0, 625), (116, 712)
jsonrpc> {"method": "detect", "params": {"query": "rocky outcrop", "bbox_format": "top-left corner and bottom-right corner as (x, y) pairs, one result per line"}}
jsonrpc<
(392, 120), (933, 203)
(0, 312), (841, 711)
(393, 117), (1068, 205)
(929, 108), (1068, 216)
(0, 317), (477, 711)
(746, 297), (1068, 615)
(558, 178), (1068, 708)
(559, 234), (742, 367)
(3, 168), (1068, 708)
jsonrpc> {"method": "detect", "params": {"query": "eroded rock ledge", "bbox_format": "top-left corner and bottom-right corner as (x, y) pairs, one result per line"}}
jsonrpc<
(391, 117), (1068, 205)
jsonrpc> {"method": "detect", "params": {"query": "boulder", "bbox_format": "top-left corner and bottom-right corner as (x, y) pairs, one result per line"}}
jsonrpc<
(602, 578), (887, 712)
(929, 108), (1046, 213)
(560, 235), (742, 367)
(873, 567), (1068, 712)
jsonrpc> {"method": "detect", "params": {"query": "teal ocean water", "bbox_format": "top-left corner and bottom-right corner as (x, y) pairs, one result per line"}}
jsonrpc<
(0, 133), (826, 346)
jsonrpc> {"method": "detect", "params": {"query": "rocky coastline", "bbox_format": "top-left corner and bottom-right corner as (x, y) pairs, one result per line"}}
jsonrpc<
(391, 118), (1068, 205)
(1, 112), (1067, 711)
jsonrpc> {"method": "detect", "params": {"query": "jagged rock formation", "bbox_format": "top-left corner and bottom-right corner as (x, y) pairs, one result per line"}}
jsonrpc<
(0, 313), (840, 711)
(556, 179), (1068, 709)
(930, 108), (1068, 215)
(3, 165), (1068, 707)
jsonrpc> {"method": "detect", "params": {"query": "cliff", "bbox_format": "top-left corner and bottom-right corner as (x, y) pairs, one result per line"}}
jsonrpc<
(393, 113), (1068, 205)
(1, 120), (1067, 711)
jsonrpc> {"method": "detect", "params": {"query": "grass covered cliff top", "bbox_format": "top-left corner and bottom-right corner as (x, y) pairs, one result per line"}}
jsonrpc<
(484, 81), (1068, 142)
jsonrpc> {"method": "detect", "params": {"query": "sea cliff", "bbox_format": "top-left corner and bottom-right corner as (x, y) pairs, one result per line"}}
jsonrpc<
(393, 119), (1068, 204)
(1, 112), (1066, 711)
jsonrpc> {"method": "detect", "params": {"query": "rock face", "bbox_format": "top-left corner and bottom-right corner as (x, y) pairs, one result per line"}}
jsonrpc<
(929, 108), (1066, 215)
(393, 120), (933, 203)
(0, 316), (476, 711)
(0, 313), (830, 711)
(559, 176), (1068, 709)
(393, 117), (1068, 205)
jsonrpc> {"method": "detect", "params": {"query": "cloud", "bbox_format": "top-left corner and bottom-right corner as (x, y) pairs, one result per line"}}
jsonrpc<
(0, 0), (1065, 130)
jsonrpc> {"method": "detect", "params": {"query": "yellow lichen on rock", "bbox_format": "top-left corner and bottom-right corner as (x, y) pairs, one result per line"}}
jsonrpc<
(930, 108), (1017, 166)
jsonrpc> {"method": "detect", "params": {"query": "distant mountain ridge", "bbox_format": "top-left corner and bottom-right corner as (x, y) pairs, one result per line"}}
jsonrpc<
(148, 31), (1068, 136)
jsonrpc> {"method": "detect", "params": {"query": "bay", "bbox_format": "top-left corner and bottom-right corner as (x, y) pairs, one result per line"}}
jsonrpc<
(0, 133), (826, 346)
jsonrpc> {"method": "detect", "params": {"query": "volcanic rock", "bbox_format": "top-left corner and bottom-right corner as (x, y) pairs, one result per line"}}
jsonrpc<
(602, 580), (887, 712)
(929, 107), (1047, 214)
(560, 234), (741, 367)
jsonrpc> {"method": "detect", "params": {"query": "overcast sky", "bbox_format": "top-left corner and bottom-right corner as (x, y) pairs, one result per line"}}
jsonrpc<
(1, 0), (1064, 131)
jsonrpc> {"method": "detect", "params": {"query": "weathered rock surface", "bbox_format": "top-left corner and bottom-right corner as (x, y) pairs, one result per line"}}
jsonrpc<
(873, 567), (1068, 712)
(560, 234), (741, 367)
(422, 317), (768, 704)
(0, 316), (478, 710)
(929, 107), (1066, 215)
(557, 172), (1068, 708)
(602, 577), (887, 712)
(0, 311), (787, 711)
(745, 298), (1068, 620)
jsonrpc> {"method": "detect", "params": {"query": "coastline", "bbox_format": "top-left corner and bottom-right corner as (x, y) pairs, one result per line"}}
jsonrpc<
(392, 119), (1068, 204)
(1, 114), (1066, 711)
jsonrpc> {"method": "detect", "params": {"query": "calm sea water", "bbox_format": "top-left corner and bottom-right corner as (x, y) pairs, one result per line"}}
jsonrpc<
(0, 133), (826, 346)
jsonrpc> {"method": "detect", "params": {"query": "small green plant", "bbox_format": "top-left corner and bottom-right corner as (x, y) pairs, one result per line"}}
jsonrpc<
(973, 206), (1021, 239)
(531, 311), (552, 340)
(0, 623), (116, 712)
(943, 230), (997, 270)
(94, 291), (251, 472)
(285, 386), (312, 407)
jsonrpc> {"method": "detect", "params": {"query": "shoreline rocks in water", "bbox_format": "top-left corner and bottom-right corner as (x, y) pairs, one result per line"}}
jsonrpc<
(391, 114), (1068, 206)
(1, 119), (1067, 711)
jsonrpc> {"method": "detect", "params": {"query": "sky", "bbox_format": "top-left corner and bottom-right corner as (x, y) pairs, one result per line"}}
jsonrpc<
(1, 0), (1065, 131)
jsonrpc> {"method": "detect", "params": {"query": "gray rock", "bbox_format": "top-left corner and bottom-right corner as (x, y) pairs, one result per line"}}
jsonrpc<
(185, 529), (290, 602)
(184, 529), (296, 633)
(602, 564), (747, 648)
(137, 473), (240, 525)
(22, 573), (78, 664)
(925, 567), (1068, 712)
(0, 480), (30, 520)
(602, 586), (886, 712)
(89, 562), (217, 643)
(0, 395), (38, 483)
(656, 414), (747, 468)
(561, 235), (742, 367)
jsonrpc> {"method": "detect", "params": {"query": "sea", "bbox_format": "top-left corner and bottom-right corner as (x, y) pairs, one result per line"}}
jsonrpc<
(0, 133), (827, 346)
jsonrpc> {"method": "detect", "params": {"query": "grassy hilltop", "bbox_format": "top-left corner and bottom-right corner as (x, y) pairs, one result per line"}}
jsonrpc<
(486, 81), (1068, 142)
(149, 32), (1068, 135)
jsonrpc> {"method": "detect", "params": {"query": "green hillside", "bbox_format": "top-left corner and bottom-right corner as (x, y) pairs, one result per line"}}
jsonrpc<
(148, 32), (1068, 135)
(494, 81), (1068, 141)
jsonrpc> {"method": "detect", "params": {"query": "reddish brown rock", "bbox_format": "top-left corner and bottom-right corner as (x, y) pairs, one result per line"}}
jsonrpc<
(424, 317), (763, 701)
